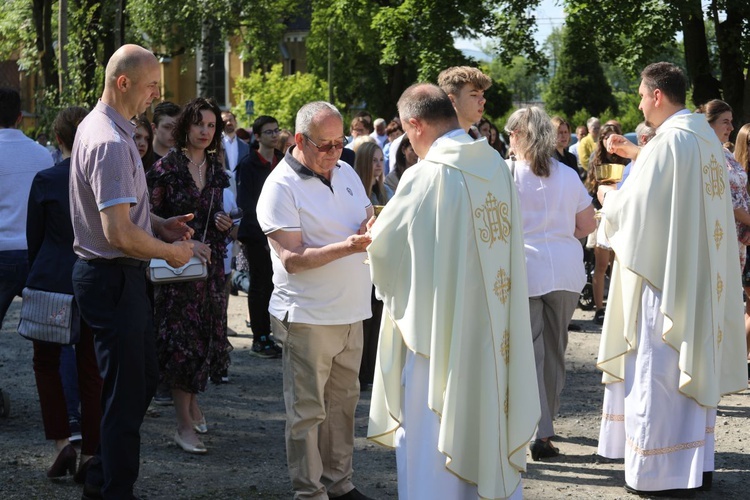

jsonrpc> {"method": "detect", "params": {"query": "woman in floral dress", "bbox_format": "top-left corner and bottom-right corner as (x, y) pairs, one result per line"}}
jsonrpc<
(699, 100), (750, 270)
(147, 97), (233, 454)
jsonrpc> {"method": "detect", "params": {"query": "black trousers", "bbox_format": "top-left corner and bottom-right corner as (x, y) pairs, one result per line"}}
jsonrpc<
(73, 259), (158, 499)
(241, 242), (274, 340)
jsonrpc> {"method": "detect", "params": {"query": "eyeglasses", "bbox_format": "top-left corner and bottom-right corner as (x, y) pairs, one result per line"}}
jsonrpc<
(303, 134), (348, 153)
(261, 128), (281, 136)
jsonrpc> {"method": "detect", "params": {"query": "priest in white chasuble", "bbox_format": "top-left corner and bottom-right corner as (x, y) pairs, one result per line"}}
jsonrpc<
(365, 82), (540, 500)
(597, 62), (747, 496)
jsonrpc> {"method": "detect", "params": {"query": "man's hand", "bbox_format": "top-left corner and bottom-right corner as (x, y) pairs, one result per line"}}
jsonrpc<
(345, 233), (372, 253)
(605, 134), (640, 160)
(159, 214), (195, 242)
(167, 240), (195, 268)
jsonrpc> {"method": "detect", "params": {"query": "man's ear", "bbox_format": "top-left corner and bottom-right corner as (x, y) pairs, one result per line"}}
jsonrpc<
(653, 89), (662, 108)
(408, 118), (422, 135)
(14, 112), (22, 128)
(116, 75), (129, 92)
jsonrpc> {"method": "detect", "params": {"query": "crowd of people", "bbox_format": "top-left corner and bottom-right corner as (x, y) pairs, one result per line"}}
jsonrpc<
(0, 43), (749, 500)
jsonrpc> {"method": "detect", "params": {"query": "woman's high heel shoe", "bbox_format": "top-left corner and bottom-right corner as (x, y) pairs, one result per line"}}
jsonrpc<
(193, 415), (208, 434)
(174, 430), (207, 454)
(47, 444), (77, 479)
(529, 439), (559, 461)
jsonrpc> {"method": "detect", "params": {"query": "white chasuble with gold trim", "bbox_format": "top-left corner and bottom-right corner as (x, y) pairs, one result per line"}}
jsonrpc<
(366, 133), (540, 499)
(598, 112), (746, 406)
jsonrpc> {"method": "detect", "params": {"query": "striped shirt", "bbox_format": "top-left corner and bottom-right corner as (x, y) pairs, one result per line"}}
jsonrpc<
(70, 100), (153, 260)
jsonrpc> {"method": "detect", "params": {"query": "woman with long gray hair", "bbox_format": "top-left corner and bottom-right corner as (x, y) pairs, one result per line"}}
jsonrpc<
(505, 106), (596, 460)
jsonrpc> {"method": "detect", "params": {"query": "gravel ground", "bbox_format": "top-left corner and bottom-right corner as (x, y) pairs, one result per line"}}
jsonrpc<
(1, 295), (749, 499)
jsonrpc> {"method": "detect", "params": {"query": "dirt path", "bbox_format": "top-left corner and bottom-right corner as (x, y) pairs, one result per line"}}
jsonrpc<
(1, 296), (748, 499)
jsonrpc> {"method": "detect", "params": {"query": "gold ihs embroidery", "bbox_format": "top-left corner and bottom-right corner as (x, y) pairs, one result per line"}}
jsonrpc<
(717, 273), (723, 302)
(475, 192), (511, 247)
(714, 220), (723, 250)
(703, 155), (725, 199)
(493, 268), (511, 304)
(500, 329), (510, 365)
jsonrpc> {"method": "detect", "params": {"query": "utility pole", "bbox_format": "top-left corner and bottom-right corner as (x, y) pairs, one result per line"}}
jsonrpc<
(58, 0), (67, 95)
(327, 25), (333, 103)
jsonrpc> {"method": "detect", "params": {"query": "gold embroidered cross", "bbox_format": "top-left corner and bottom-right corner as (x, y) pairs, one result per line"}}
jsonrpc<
(493, 268), (511, 304)
(714, 220), (723, 250)
(475, 192), (511, 247)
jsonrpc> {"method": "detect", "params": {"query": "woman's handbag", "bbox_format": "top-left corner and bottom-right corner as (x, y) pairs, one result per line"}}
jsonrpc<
(148, 189), (215, 284)
(148, 256), (208, 283)
(17, 288), (81, 344)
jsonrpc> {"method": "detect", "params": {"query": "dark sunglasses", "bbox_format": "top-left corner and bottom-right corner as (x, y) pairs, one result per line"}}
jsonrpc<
(303, 134), (348, 153)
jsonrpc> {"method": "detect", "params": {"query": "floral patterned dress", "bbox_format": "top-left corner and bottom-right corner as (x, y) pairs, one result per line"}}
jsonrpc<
(147, 150), (232, 393)
(725, 148), (750, 271)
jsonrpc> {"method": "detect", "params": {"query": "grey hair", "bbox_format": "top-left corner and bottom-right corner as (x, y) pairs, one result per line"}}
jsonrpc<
(586, 117), (600, 129)
(295, 101), (342, 136)
(635, 121), (656, 146)
(505, 107), (555, 177)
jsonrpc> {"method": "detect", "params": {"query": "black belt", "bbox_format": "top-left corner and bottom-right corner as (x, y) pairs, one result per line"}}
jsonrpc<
(89, 257), (149, 270)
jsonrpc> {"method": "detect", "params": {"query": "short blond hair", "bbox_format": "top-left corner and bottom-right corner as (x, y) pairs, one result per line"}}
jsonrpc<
(437, 66), (491, 96)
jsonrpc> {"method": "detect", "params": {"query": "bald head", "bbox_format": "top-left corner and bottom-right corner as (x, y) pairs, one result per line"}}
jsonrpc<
(398, 83), (459, 159)
(397, 83), (458, 127)
(105, 44), (159, 88)
(102, 44), (161, 119)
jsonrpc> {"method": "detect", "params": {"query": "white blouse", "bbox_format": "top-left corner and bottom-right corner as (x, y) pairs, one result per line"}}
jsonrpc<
(512, 157), (592, 296)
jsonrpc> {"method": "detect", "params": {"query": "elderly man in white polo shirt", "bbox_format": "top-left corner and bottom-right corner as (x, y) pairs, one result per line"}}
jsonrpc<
(256, 101), (374, 500)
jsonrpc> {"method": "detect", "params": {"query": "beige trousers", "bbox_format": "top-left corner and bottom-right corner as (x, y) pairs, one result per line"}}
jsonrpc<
(271, 316), (364, 500)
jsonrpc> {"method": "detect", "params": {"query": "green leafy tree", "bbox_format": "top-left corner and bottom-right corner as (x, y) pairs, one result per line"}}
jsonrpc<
(0, 1), (38, 80)
(564, 0), (750, 125)
(305, 0), (391, 118)
(126, 0), (302, 71)
(544, 20), (617, 120)
(231, 64), (334, 130)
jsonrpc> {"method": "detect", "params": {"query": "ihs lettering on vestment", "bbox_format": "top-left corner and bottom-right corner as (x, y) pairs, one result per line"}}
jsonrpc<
(475, 192), (511, 247)
(703, 155), (725, 199)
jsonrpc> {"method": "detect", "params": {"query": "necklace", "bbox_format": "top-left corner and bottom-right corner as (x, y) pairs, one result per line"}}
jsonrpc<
(185, 150), (207, 184)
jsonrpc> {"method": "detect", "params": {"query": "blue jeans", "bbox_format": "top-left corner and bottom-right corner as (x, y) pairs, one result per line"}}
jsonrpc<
(0, 250), (28, 328)
(60, 345), (81, 423)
